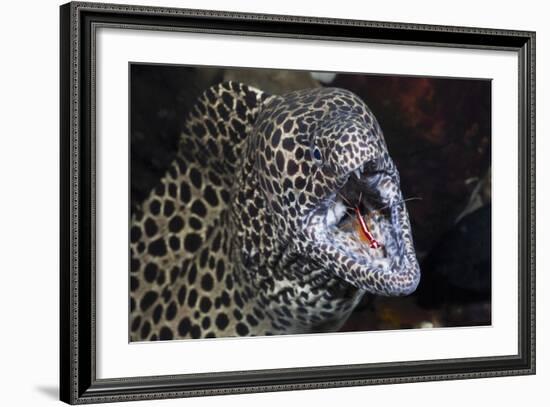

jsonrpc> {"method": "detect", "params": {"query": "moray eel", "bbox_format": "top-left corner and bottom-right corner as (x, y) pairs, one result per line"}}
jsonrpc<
(129, 81), (420, 340)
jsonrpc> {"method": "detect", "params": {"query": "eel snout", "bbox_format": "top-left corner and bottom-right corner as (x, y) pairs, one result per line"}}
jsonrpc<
(305, 164), (420, 296)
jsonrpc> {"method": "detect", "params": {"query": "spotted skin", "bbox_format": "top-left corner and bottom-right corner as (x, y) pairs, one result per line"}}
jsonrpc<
(130, 81), (420, 341)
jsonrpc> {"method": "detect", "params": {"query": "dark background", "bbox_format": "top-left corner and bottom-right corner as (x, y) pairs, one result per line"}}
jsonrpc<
(130, 64), (492, 331)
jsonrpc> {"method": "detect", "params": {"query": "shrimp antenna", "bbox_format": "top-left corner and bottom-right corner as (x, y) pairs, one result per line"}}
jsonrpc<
(375, 196), (422, 212)
(335, 190), (353, 208)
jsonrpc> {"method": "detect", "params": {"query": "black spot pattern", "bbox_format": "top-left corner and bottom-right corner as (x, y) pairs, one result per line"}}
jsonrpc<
(165, 301), (177, 320)
(184, 234), (202, 252)
(203, 185), (219, 206)
(148, 238), (167, 257)
(191, 200), (207, 217)
(199, 297), (212, 313)
(188, 289), (198, 307)
(180, 182), (191, 203)
(130, 226), (141, 243)
(201, 274), (214, 291)
(185, 263), (198, 284)
(160, 327), (173, 340)
(215, 313), (229, 330)
(153, 304), (163, 324)
(140, 291), (158, 311)
(141, 321), (151, 338)
(189, 168), (202, 189)
(149, 200), (161, 215)
(236, 323), (249, 336)
(178, 318), (191, 336)
(144, 263), (158, 283)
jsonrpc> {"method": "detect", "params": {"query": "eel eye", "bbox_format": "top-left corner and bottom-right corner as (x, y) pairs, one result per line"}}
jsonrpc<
(365, 161), (378, 173)
(312, 146), (323, 164)
(364, 158), (385, 174)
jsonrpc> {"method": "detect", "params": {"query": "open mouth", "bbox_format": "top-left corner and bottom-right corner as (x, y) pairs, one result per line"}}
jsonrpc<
(304, 163), (421, 295)
(308, 165), (393, 264)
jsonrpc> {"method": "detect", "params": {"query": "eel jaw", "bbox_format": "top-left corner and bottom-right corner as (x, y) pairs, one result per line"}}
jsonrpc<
(303, 166), (420, 296)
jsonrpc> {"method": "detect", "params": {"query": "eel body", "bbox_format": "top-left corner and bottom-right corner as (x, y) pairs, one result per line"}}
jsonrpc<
(130, 82), (420, 340)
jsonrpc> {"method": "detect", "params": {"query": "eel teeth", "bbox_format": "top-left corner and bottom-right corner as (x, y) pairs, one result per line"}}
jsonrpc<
(326, 208), (337, 226)
(354, 169), (361, 179)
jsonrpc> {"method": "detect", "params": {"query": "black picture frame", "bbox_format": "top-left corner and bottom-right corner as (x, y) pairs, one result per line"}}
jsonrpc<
(60, 1), (536, 404)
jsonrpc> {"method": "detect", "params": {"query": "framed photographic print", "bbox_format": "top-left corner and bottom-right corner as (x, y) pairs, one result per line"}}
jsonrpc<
(60, 1), (536, 404)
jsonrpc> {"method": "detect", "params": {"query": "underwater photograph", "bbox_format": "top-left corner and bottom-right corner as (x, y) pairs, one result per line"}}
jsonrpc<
(128, 64), (491, 341)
